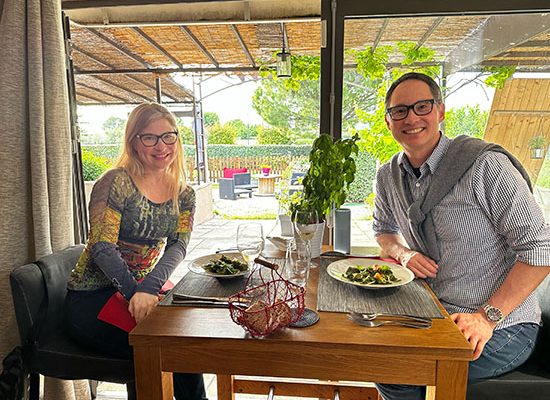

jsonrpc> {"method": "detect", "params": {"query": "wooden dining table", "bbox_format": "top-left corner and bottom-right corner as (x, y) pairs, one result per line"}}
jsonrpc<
(129, 251), (473, 400)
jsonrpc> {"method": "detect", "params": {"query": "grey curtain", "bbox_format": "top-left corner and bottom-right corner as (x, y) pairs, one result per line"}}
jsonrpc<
(0, 0), (88, 398)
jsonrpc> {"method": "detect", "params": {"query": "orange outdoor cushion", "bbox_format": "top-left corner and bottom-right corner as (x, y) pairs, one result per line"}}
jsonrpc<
(223, 167), (248, 178)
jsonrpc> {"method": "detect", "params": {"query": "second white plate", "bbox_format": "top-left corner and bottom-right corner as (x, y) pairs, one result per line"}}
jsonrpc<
(326, 258), (414, 289)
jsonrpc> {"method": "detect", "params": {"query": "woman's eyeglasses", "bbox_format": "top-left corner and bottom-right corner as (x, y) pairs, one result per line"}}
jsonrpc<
(386, 99), (436, 121)
(136, 131), (178, 147)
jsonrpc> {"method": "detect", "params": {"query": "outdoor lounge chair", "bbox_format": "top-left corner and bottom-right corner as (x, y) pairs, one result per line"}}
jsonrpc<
(218, 172), (257, 200)
(466, 274), (550, 400)
(289, 171), (305, 195)
(10, 245), (135, 400)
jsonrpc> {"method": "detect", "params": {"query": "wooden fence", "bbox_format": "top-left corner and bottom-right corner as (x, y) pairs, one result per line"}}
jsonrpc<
(186, 156), (308, 181)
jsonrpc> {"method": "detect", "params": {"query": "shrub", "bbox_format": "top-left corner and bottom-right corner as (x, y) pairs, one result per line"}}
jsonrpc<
(257, 126), (293, 144)
(537, 160), (550, 189)
(81, 149), (112, 181)
(207, 123), (238, 144)
(346, 151), (377, 203)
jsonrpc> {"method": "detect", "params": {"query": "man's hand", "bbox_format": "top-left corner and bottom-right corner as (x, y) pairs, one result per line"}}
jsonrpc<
(129, 292), (159, 324)
(450, 312), (495, 360)
(399, 250), (438, 278)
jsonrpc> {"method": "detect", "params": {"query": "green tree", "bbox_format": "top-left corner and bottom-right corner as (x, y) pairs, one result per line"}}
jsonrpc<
(444, 106), (488, 139)
(206, 123), (237, 144)
(203, 112), (220, 127)
(256, 126), (293, 144)
(103, 116), (126, 144)
(226, 119), (259, 140)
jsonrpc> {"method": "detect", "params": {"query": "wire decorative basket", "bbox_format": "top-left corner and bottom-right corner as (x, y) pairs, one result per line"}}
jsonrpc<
(228, 267), (305, 337)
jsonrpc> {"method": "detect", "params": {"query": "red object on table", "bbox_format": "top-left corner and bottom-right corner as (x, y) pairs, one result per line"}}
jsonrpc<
(97, 280), (174, 333)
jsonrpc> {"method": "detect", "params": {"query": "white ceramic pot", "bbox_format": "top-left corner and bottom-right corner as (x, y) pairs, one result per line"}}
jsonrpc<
(279, 214), (293, 237)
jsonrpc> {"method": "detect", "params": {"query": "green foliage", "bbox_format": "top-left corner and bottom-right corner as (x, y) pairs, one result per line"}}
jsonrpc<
(203, 112), (220, 127)
(444, 106), (488, 139)
(257, 126), (293, 144)
(483, 66), (516, 89)
(81, 149), (112, 181)
(297, 134), (360, 220)
(529, 135), (547, 149)
(226, 119), (259, 140)
(103, 116), (125, 144)
(348, 46), (392, 80)
(346, 151), (377, 203)
(536, 160), (550, 188)
(259, 54), (320, 91)
(207, 123), (238, 144)
(176, 121), (195, 144)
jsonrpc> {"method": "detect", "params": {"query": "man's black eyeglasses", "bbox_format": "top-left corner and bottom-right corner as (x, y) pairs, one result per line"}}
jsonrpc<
(386, 99), (436, 121)
(136, 131), (178, 147)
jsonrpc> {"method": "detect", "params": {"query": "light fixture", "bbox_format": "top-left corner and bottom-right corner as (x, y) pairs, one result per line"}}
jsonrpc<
(276, 23), (291, 78)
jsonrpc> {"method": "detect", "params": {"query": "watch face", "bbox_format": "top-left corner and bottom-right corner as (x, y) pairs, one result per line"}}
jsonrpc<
(485, 306), (503, 322)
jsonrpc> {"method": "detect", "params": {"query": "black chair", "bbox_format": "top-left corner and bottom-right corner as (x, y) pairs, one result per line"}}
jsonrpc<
(467, 275), (550, 399)
(10, 245), (135, 400)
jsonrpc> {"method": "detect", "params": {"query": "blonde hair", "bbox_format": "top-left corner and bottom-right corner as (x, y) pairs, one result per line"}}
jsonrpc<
(115, 103), (187, 212)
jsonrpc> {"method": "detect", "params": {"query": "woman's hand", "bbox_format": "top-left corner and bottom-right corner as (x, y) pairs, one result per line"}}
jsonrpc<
(129, 292), (159, 324)
(399, 250), (438, 278)
(450, 312), (495, 360)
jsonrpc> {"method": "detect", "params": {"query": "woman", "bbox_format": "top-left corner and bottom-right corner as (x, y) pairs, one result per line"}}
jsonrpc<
(65, 103), (206, 400)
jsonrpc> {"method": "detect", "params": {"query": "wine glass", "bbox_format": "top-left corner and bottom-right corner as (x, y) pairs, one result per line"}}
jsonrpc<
(292, 209), (319, 266)
(236, 223), (265, 274)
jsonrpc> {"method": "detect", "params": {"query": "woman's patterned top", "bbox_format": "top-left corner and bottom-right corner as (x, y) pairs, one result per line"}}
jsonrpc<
(68, 168), (195, 299)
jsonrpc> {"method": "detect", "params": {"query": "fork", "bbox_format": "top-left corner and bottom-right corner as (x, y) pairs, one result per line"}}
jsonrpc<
(348, 311), (431, 324)
(347, 314), (432, 329)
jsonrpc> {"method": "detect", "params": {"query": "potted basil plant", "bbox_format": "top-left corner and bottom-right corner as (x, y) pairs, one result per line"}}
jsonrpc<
(291, 133), (360, 256)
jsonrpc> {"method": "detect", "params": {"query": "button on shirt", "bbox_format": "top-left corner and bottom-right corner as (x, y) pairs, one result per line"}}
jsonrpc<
(373, 134), (550, 329)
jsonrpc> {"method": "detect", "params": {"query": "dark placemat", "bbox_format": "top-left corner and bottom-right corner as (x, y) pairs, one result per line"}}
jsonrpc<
(289, 308), (320, 328)
(160, 260), (285, 307)
(317, 257), (444, 318)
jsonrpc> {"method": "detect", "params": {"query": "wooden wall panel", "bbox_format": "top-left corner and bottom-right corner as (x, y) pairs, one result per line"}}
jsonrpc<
(484, 79), (550, 183)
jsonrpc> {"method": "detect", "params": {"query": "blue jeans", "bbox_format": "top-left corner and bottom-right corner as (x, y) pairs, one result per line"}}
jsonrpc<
(376, 323), (539, 400)
(65, 288), (207, 400)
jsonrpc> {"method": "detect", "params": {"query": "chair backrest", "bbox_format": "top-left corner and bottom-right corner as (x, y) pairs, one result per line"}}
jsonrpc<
(10, 245), (84, 342)
(290, 171), (305, 185)
(233, 172), (251, 186)
(223, 167), (247, 179)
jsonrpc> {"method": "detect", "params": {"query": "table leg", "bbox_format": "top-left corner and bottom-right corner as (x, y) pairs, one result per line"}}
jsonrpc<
(133, 346), (173, 400)
(217, 374), (235, 400)
(433, 360), (468, 400)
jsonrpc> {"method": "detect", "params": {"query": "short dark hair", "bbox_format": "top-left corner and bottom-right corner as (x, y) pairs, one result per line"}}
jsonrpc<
(385, 72), (442, 108)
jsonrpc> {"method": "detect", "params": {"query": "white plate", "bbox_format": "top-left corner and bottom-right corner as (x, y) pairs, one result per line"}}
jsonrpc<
(188, 252), (249, 279)
(326, 258), (414, 289)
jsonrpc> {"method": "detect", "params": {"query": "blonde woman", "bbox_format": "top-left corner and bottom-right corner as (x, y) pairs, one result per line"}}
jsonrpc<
(65, 103), (206, 400)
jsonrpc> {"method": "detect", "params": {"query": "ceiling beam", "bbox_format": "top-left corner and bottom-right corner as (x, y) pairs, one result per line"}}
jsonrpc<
(372, 18), (388, 52)
(415, 16), (444, 49)
(75, 66), (260, 74)
(88, 74), (154, 101)
(132, 27), (183, 68)
(230, 24), (256, 68)
(72, 44), (179, 102)
(444, 13), (550, 74)
(179, 26), (220, 67)
(77, 82), (130, 102)
(76, 91), (105, 103)
(84, 27), (150, 68)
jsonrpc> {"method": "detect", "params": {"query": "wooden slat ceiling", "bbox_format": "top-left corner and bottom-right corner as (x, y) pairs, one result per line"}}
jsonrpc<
(68, 14), (550, 105)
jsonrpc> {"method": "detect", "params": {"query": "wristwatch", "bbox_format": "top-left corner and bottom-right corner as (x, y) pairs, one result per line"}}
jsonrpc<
(482, 304), (504, 324)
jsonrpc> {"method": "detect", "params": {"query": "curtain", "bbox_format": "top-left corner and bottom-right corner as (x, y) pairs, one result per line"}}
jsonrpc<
(0, 0), (86, 398)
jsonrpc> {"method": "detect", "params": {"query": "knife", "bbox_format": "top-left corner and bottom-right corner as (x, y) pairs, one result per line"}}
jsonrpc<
(171, 299), (248, 308)
(172, 293), (231, 302)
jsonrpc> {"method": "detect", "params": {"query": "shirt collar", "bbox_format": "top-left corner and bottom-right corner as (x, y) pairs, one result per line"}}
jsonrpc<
(398, 133), (450, 176)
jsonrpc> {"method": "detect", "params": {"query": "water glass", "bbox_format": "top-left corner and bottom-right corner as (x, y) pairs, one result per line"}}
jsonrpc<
(284, 240), (311, 287)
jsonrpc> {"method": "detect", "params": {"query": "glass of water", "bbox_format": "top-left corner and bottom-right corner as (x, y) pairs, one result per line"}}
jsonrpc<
(284, 239), (311, 287)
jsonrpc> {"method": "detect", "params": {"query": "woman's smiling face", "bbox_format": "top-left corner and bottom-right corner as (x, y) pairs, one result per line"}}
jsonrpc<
(133, 118), (178, 173)
(385, 79), (445, 159)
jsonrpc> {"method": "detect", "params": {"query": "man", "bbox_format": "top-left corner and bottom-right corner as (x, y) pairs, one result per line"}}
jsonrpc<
(373, 72), (550, 400)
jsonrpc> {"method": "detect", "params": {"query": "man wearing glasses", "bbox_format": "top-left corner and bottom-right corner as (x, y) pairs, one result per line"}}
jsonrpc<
(373, 72), (550, 400)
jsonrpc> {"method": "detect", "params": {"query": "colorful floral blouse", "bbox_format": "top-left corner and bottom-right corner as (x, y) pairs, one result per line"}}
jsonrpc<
(68, 168), (195, 300)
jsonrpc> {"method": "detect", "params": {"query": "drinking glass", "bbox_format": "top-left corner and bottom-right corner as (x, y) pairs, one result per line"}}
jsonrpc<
(236, 223), (265, 273)
(292, 209), (319, 265)
(284, 239), (310, 287)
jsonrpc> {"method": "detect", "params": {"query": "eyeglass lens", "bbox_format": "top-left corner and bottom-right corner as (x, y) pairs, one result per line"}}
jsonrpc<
(387, 99), (435, 121)
(139, 132), (178, 147)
